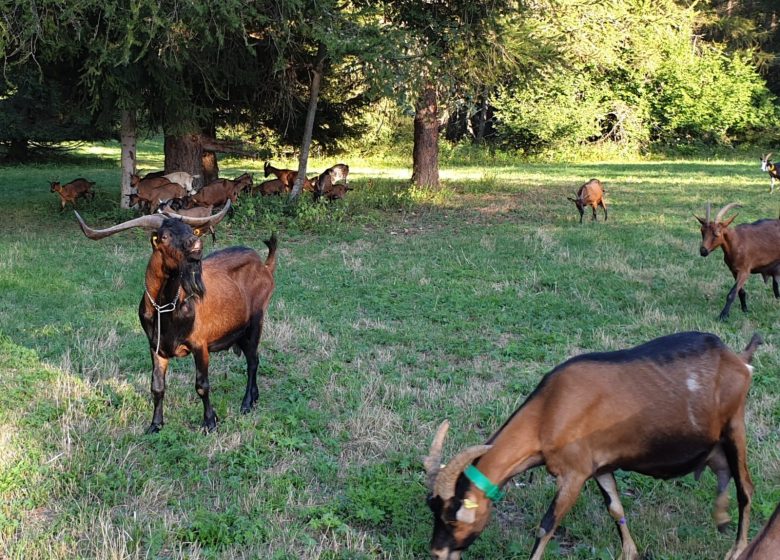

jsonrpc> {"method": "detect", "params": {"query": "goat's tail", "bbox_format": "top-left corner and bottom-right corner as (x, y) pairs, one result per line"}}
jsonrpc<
(740, 332), (763, 364)
(264, 232), (278, 274)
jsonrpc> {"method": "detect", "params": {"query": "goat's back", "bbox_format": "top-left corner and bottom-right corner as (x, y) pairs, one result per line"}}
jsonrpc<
(731, 219), (780, 269)
(499, 332), (752, 478)
(577, 179), (603, 205)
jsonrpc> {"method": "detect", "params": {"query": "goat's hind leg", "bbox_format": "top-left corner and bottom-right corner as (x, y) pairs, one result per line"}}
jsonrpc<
(722, 417), (754, 560)
(595, 473), (638, 560)
(239, 311), (263, 414)
(193, 347), (218, 432)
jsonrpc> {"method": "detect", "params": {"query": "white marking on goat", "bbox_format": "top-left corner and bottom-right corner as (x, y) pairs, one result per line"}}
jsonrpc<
(686, 377), (700, 392)
(745, 364), (754, 375)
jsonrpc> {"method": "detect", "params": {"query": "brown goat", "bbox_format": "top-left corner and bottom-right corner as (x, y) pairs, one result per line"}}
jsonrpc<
(567, 178), (607, 223)
(696, 202), (780, 320)
(252, 178), (289, 196)
(737, 501), (780, 559)
(317, 174), (353, 201)
(264, 162), (315, 192)
(192, 174), (252, 207)
(74, 201), (277, 433)
(425, 331), (760, 560)
(50, 178), (95, 211)
(315, 163), (349, 195)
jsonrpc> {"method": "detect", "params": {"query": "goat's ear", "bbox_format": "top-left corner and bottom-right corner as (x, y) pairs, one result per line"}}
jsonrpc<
(722, 215), (738, 228)
(694, 215), (706, 225)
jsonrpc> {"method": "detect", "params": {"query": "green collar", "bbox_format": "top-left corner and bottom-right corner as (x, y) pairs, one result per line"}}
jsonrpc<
(464, 465), (505, 502)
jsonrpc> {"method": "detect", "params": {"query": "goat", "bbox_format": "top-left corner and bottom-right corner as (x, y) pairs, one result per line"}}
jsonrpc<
(252, 178), (289, 196)
(567, 178), (607, 223)
(315, 163), (349, 195)
(264, 162), (315, 192)
(316, 172), (353, 201)
(760, 154), (780, 193)
(192, 174), (251, 207)
(738, 501), (780, 559)
(156, 199), (217, 243)
(425, 331), (761, 560)
(127, 193), (151, 214)
(696, 202), (780, 320)
(50, 178), (95, 212)
(74, 201), (277, 434)
(163, 171), (200, 195)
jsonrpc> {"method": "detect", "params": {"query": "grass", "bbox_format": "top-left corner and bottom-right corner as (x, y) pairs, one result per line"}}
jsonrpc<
(1, 142), (780, 559)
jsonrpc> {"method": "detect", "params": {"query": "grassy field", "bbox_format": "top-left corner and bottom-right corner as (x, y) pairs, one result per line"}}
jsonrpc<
(1, 144), (779, 559)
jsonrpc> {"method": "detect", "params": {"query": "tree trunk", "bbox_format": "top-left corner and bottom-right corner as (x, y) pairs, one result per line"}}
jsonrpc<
(120, 110), (137, 209)
(475, 92), (489, 144)
(412, 85), (440, 189)
(290, 44), (327, 201)
(201, 150), (219, 184)
(164, 134), (205, 190)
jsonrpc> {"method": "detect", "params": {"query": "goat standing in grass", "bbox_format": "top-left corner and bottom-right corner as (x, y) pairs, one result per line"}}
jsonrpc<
(760, 154), (780, 193)
(696, 202), (780, 320)
(75, 202), (277, 433)
(50, 178), (95, 211)
(567, 178), (607, 223)
(425, 331), (760, 560)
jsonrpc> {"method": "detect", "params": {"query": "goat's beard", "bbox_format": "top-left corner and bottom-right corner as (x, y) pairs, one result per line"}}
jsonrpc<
(179, 259), (205, 299)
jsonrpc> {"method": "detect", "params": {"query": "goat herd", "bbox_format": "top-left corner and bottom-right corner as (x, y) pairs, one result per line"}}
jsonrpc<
(61, 156), (780, 559)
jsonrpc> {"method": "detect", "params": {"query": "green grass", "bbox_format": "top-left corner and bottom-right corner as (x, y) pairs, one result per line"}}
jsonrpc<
(1, 142), (779, 559)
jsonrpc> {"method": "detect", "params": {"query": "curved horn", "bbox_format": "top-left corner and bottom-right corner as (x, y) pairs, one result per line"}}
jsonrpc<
(715, 202), (741, 223)
(74, 211), (164, 240)
(161, 199), (231, 227)
(433, 445), (493, 501)
(424, 420), (450, 491)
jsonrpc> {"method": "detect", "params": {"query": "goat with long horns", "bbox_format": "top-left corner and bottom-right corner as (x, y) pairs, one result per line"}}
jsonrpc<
(75, 202), (277, 433)
(696, 202), (780, 320)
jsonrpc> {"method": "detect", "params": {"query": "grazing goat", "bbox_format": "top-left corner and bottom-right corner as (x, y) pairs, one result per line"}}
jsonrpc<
(74, 201), (277, 434)
(567, 178), (607, 223)
(315, 163), (349, 194)
(738, 500), (780, 559)
(316, 173), (353, 201)
(192, 174), (252, 207)
(760, 154), (780, 193)
(156, 199), (217, 243)
(252, 178), (289, 196)
(425, 331), (760, 560)
(50, 178), (95, 212)
(696, 202), (780, 320)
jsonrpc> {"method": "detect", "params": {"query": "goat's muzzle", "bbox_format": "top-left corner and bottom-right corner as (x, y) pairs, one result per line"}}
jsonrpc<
(700, 246), (710, 257)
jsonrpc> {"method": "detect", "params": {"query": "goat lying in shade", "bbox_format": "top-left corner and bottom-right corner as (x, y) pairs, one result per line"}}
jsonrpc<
(425, 331), (761, 560)
(74, 201), (277, 433)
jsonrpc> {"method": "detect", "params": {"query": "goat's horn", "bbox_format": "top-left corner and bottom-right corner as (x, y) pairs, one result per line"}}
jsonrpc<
(715, 202), (741, 223)
(423, 421), (450, 491)
(767, 153), (773, 160)
(162, 199), (232, 227)
(433, 445), (492, 501)
(74, 211), (164, 240)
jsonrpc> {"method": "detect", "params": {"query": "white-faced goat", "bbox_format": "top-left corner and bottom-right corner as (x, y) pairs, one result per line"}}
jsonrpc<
(760, 154), (780, 193)
(567, 178), (607, 223)
(74, 201), (277, 433)
(696, 202), (780, 320)
(425, 331), (761, 560)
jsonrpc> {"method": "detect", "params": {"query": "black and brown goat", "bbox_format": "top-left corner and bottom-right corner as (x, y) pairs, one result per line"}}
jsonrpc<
(50, 178), (95, 211)
(74, 202), (277, 433)
(425, 331), (760, 560)
(738, 500), (780, 559)
(696, 202), (780, 320)
(156, 199), (217, 243)
(760, 154), (780, 193)
(567, 178), (607, 223)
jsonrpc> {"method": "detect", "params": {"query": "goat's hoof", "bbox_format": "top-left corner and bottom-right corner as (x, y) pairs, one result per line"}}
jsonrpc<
(717, 521), (730, 534)
(145, 423), (163, 434)
(202, 416), (218, 433)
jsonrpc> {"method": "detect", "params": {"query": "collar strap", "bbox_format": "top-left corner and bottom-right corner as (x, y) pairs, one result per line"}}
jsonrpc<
(464, 465), (505, 502)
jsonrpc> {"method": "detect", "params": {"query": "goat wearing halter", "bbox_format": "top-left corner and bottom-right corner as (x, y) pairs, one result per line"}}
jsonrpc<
(425, 331), (760, 560)
(696, 202), (780, 320)
(74, 202), (277, 433)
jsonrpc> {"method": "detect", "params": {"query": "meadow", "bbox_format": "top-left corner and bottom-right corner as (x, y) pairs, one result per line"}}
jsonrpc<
(1, 143), (779, 559)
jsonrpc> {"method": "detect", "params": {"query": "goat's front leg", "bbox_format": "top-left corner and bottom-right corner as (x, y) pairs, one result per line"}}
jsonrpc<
(193, 347), (218, 432)
(529, 473), (587, 560)
(719, 272), (749, 320)
(595, 474), (638, 560)
(772, 276), (780, 298)
(147, 351), (169, 434)
(591, 206), (598, 221)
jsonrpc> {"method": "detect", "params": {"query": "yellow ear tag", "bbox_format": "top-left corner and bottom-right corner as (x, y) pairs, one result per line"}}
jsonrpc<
(151, 233), (158, 247)
(463, 498), (479, 509)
